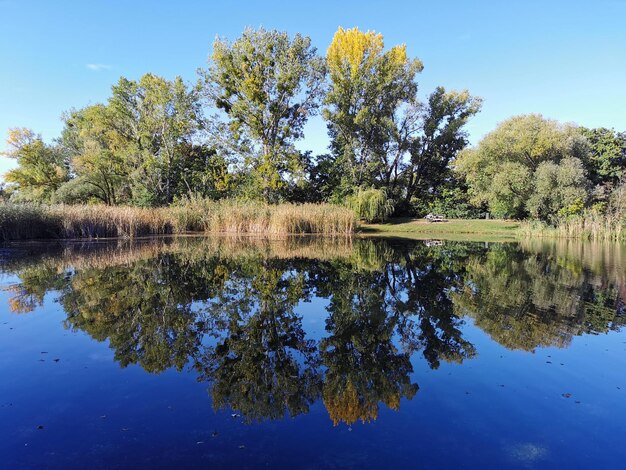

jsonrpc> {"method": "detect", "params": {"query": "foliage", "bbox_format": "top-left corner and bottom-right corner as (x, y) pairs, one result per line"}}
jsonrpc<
(3, 128), (69, 202)
(422, 185), (482, 219)
(3, 26), (624, 232)
(323, 27), (480, 210)
(324, 27), (422, 196)
(526, 157), (588, 221)
(579, 127), (626, 187)
(346, 187), (394, 223)
(456, 114), (591, 219)
(203, 27), (326, 202)
(61, 74), (204, 206)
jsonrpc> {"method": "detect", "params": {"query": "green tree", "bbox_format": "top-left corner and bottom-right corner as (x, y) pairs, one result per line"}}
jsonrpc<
(108, 74), (204, 205)
(3, 128), (69, 202)
(203, 27), (326, 202)
(59, 75), (204, 206)
(60, 104), (129, 204)
(401, 87), (481, 211)
(579, 127), (626, 188)
(456, 114), (590, 218)
(527, 157), (588, 221)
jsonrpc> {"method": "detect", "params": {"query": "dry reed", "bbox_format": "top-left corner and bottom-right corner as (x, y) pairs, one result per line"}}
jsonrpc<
(0, 200), (356, 241)
(520, 213), (624, 241)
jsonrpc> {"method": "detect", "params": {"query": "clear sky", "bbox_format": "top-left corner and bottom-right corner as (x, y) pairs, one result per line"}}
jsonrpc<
(1, 0), (625, 180)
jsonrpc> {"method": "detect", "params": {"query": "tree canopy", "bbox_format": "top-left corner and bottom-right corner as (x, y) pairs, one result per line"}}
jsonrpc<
(2, 27), (624, 225)
(455, 114), (595, 220)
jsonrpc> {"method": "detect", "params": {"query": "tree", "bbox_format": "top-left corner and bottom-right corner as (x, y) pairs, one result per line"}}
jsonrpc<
(203, 27), (326, 202)
(323, 27), (480, 211)
(59, 74), (204, 206)
(60, 104), (129, 204)
(401, 88), (481, 210)
(324, 27), (422, 197)
(527, 157), (588, 221)
(455, 114), (590, 218)
(579, 127), (626, 188)
(3, 128), (69, 202)
(108, 74), (204, 206)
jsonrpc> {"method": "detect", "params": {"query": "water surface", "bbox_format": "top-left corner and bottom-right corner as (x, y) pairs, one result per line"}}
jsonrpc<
(1, 236), (625, 469)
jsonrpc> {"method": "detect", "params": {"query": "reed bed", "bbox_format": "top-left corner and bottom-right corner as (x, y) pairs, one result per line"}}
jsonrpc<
(172, 199), (356, 235)
(0, 200), (356, 241)
(520, 214), (625, 241)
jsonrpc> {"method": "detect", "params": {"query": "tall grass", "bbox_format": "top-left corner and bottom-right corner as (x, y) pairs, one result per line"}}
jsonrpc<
(520, 213), (625, 241)
(0, 200), (356, 241)
(173, 198), (355, 235)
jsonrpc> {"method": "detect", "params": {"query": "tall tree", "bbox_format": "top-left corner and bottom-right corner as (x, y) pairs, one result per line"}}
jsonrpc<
(323, 27), (480, 212)
(2, 128), (69, 202)
(401, 87), (481, 210)
(203, 27), (326, 202)
(324, 27), (422, 197)
(59, 74), (204, 206)
(59, 104), (129, 205)
(108, 74), (203, 206)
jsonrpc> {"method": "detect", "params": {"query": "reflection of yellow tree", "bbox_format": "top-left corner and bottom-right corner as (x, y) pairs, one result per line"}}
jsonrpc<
(320, 268), (418, 426)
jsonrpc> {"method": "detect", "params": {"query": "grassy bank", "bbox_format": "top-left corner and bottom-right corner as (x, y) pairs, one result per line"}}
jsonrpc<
(0, 201), (356, 241)
(361, 217), (625, 242)
(359, 218), (521, 241)
(2, 202), (622, 243)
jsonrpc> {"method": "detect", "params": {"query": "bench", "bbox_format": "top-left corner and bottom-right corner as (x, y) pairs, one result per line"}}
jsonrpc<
(425, 213), (448, 223)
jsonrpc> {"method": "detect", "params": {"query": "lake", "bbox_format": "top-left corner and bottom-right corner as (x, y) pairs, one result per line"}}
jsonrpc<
(1, 236), (625, 469)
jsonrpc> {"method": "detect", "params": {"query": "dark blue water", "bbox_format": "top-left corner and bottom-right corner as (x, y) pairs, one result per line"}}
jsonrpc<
(1, 237), (625, 469)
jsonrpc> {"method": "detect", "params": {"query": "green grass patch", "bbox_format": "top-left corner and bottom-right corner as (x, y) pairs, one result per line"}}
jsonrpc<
(359, 218), (521, 242)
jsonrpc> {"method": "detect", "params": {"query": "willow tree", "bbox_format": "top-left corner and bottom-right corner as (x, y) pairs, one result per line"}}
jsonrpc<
(203, 27), (326, 202)
(323, 27), (481, 212)
(455, 114), (590, 219)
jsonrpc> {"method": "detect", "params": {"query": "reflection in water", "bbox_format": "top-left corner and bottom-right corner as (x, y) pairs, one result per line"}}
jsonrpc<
(2, 236), (625, 424)
(453, 242), (626, 351)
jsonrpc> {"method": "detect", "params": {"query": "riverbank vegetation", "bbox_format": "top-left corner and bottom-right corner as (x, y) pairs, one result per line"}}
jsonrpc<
(1, 26), (624, 240)
(0, 200), (355, 240)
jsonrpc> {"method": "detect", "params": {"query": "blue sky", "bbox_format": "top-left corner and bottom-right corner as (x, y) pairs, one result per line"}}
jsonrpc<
(1, 0), (625, 179)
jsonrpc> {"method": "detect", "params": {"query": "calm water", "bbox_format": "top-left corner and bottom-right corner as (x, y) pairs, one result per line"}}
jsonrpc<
(1, 236), (625, 469)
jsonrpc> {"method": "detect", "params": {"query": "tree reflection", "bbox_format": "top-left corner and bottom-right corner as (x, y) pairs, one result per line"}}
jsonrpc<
(320, 267), (417, 425)
(453, 244), (626, 351)
(3, 236), (625, 423)
(195, 265), (321, 422)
